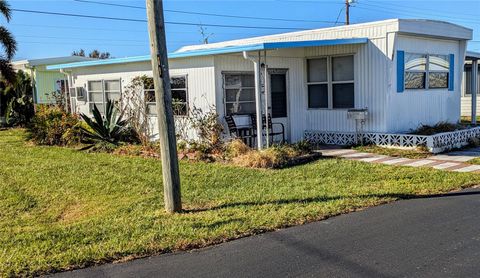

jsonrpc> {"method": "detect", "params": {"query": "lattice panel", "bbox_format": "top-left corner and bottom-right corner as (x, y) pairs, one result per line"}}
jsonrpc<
(305, 127), (480, 154)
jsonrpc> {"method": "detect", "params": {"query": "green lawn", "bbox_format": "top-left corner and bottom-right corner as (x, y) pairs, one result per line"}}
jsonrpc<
(2, 129), (480, 276)
(353, 145), (432, 159)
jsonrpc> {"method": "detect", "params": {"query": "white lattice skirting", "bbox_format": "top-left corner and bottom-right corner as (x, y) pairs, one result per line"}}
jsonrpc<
(305, 127), (480, 154)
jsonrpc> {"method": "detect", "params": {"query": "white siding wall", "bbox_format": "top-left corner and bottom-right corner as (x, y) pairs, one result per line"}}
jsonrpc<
(69, 57), (215, 139)
(388, 35), (465, 132)
(214, 37), (390, 142)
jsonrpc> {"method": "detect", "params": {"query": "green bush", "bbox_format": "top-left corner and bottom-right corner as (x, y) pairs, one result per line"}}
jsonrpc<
(80, 100), (138, 151)
(28, 105), (83, 146)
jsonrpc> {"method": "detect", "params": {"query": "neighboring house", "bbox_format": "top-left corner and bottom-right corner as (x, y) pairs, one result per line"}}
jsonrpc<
(12, 56), (94, 104)
(47, 19), (471, 147)
(461, 51), (480, 117)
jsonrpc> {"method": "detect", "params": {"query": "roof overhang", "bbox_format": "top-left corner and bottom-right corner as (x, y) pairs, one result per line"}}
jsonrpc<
(47, 38), (368, 70)
(466, 51), (480, 61)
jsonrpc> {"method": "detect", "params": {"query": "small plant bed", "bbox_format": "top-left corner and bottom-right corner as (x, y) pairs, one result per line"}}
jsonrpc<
(226, 140), (321, 169)
(353, 145), (432, 159)
(409, 122), (465, 136)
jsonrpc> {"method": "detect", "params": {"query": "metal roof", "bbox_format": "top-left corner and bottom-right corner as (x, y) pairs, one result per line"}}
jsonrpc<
(46, 38), (368, 70)
(466, 51), (480, 61)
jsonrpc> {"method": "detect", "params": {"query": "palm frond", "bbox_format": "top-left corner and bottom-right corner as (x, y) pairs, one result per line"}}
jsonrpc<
(0, 58), (16, 83)
(0, 0), (11, 22)
(0, 26), (16, 59)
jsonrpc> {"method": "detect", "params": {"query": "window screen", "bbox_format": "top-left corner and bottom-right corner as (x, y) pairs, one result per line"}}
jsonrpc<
(224, 73), (256, 115)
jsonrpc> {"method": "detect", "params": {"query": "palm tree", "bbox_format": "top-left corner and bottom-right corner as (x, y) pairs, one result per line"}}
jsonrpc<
(0, 0), (16, 83)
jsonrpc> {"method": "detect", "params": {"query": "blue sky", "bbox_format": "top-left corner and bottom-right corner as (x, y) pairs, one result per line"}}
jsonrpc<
(4, 0), (480, 60)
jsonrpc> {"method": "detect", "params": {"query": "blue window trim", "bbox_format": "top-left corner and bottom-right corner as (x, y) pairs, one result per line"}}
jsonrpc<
(448, 54), (455, 91)
(396, 50), (405, 93)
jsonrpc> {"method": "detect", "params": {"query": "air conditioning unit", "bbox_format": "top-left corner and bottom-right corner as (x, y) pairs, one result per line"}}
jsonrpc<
(347, 108), (368, 120)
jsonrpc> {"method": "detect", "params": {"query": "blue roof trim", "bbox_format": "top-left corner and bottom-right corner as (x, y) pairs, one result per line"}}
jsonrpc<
(47, 55), (151, 70)
(169, 38), (368, 58)
(47, 38), (368, 70)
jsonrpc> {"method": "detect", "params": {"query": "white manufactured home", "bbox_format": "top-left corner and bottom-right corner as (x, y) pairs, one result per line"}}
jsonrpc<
(461, 51), (480, 118)
(47, 19), (473, 149)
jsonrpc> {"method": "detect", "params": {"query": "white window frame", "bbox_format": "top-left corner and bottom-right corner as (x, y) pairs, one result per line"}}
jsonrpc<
(87, 79), (122, 114)
(223, 72), (256, 116)
(306, 55), (355, 110)
(404, 53), (450, 90)
(144, 75), (189, 116)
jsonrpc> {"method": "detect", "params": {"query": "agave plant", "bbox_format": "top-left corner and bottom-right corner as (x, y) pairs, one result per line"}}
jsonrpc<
(80, 100), (128, 149)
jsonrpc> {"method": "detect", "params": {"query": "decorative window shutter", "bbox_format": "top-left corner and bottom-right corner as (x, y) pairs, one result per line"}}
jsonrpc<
(396, 50), (405, 93)
(448, 54), (455, 91)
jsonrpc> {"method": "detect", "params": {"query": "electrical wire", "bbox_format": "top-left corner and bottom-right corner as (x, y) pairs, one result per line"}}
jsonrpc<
(11, 8), (309, 30)
(72, 0), (347, 24)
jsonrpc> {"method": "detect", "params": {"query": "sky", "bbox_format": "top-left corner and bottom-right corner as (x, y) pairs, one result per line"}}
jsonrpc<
(3, 0), (480, 60)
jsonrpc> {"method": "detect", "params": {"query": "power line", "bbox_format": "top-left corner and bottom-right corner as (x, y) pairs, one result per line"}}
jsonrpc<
(16, 34), (196, 44)
(73, 0), (347, 24)
(11, 23), (276, 37)
(18, 41), (148, 47)
(11, 8), (309, 30)
(364, 0), (480, 20)
(357, 3), (480, 24)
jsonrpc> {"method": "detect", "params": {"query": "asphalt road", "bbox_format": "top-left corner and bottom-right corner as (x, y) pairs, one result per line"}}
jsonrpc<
(51, 188), (480, 278)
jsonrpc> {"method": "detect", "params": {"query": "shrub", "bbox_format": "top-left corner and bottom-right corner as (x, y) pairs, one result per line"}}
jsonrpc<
(225, 139), (251, 158)
(28, 105), (82, 146)
(80, 100), (136, 150)
(291, 140), (313, 154)
(232, 144), (308, 169)
(411, 122), (464, 135)
(0, 70), (34, 126)
(468, 137), (480, 148)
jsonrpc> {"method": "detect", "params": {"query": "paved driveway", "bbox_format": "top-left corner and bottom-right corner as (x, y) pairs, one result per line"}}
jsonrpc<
(51, 188), (480, 278)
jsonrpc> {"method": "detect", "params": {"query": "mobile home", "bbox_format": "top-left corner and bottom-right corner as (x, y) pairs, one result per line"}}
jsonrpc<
(47, 19), (472, 147)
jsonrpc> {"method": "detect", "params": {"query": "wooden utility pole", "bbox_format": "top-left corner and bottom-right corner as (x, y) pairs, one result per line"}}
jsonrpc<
(345, 0), (350, 25)
(146, 0), (182, 213)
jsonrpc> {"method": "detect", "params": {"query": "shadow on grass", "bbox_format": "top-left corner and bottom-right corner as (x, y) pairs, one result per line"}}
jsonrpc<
(184, 188), (480, 213)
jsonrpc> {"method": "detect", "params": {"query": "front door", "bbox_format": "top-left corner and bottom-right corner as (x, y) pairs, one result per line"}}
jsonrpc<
(269, 70), (289, 142)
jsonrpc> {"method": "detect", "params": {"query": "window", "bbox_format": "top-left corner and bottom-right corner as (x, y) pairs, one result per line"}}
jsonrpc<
(270, 74), (287, 118)
(465, 65), (480, 95)
(307, 55), (354, 109)
(87, 80), (121, 114)
(404, 53), (427, 89)
(144, 76), (188, 116)
(223, 73), (256, 115)
(404, 53), (450, 90)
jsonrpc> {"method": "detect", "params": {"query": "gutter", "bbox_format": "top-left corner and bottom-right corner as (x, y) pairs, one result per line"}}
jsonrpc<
(243, 51), (263, 150)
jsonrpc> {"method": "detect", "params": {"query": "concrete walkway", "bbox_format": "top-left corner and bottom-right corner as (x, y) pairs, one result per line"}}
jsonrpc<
(320, 147), (480, 173)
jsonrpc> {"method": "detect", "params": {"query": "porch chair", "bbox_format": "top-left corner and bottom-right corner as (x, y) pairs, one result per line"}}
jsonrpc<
(250, 113), (285, 144)
(224, 115), (256, 147)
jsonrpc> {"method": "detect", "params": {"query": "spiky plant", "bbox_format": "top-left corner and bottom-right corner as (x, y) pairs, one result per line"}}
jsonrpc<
(0, 0), (17, 83)
(80, 100), (128, 149)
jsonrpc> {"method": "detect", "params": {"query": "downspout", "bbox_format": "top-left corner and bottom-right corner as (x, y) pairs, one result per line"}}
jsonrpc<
(472, 59), (478, 125)
(243, 51), (263, 150)
(59, 69), (70, 112)
(25, 65), (37, 106)
(263, 50), (270, 147)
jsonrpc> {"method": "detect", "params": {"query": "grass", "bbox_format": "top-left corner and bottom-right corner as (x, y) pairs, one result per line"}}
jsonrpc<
(460, 116), (480, 125)
(2, 129), (480, 276)
(353, 145), (432, 159)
